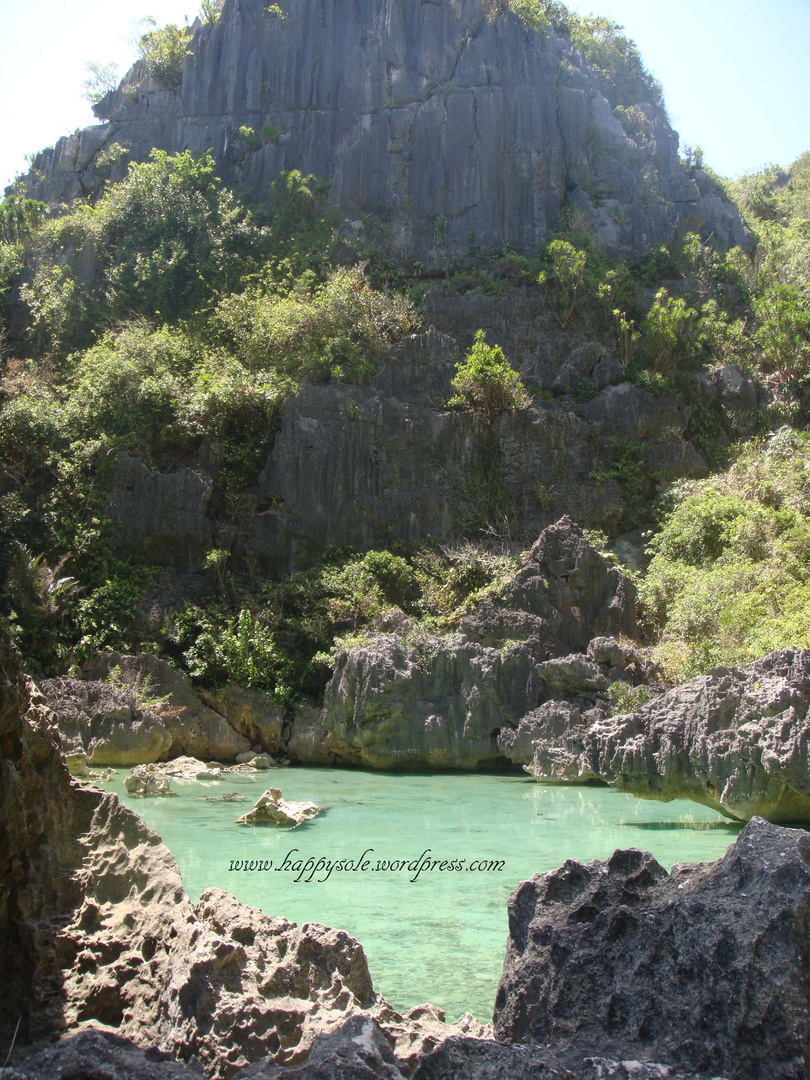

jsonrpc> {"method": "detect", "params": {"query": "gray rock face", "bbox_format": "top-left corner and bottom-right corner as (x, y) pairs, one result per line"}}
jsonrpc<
(298, 518), (637, 769)
(199, 685), (286, 756)
(525, 648), (810, 825)
(248, 330), (706, 575)
(106, 455), (213, 572)
(409, 1038), (717, 1080)
(37, 676), (175, 765)
(95, 322), (708, 576)
(494, 817), (810, 1079)
(17, 0), (748, 263)
(233, 1016), (407, 1079)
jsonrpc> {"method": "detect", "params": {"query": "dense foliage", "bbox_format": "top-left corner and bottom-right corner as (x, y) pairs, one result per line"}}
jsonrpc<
(640, 429), (810, 682)
(495, 0), (665, 109)
(1, 5), (809, 702)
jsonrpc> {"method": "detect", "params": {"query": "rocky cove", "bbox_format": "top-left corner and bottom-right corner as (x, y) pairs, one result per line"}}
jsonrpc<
(2, 627), (810, 1079)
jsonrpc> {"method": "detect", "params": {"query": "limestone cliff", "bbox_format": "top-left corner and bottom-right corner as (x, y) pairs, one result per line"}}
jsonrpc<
(16, 0), (746, 261)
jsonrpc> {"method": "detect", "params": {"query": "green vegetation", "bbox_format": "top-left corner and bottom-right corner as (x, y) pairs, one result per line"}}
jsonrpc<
(82, 61), (119, 104)
(448, 331), (531, 417)
(495, 1), (664, 110)
(137, 21), (191, 91)
(640, 429), (810, 682)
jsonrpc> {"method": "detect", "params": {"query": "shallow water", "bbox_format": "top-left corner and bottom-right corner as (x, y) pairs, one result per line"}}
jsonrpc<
(101, 767), (741, 1022)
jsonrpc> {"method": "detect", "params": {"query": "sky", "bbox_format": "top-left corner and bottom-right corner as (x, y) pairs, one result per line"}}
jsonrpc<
(1, 0), (809, 193)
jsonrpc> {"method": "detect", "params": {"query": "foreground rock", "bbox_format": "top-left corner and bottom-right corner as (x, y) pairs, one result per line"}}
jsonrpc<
(410, 1038), (717, 1080)
(494, 817), (810, 1079)
(0, 629), (486, 1077)
(525, 648), (810, 824)
(236, 788), (323, 827)
(0, 1028), (206, 1079)
(292, 518), (638, 769)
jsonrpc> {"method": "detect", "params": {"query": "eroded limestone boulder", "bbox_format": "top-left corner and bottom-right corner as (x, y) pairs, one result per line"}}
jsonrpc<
(525, 649), (810, 824)
(199, 684), (286, 757)
(125, 766), (176, 797)
(0, 628), (490, 1076)
(494, 818), (810, 1079)
(236, 788), (323, 827)
(38, 676), (174, 765)
(0, 1029), (206, 1079)
(84, 652), (251, 763)
(409, 1038), (719, 1080)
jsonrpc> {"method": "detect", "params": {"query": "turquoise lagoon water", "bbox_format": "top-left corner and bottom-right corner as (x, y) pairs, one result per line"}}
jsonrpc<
(101, 767), (741, 1022)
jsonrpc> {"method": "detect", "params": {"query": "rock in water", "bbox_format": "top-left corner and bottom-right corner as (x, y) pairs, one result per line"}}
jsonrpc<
(524, 648), (810, 825)
(124, 766), (176, 796)
(305, 517), (638, 769)
(236, 787), (323, 827)
(493, 818), (810, 1079)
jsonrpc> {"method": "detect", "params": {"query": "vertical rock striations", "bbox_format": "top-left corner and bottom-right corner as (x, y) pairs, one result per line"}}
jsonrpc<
(16, 0), (747, 261)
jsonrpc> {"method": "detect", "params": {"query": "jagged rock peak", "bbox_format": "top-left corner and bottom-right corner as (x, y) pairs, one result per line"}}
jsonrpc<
(17, 0), (747, 260)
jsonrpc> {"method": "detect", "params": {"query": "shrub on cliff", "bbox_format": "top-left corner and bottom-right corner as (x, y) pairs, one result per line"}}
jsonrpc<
(640, 427), (810, 681)
(448, 331), (530, 418)
(214, 265), (417, 383)
(137, 22), (191, 91)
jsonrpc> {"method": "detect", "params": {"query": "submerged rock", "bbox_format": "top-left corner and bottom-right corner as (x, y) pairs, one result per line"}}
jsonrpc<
(524, 648), (810, 824)
(494, 817), (810, 1079)
(236, 787), (323, 827)
(146, 755), (223, 780)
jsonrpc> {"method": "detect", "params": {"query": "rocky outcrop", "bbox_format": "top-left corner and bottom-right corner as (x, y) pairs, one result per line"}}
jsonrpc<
(494, 817), (810, 1079)
(0, 1029), (206, 1080)
(244, 337), (704, 575)
(1, 628), (488, 1076)
(225, 1015), (407, 1079)
(89, 315), (708, 576)
(498, 635), (655, 766)
(524, 648), (810, 824)
(291, 518), (638, 768)
(37, 676), (176, 766)
(199, 685), (286, 758)
(125, 767), (176, 796)
(410, 1038), (717, 1080)
(16, 0), (747, 264)
(235, 787), (323, 827)
(81, 652), (252, 762)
